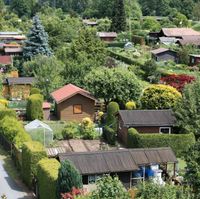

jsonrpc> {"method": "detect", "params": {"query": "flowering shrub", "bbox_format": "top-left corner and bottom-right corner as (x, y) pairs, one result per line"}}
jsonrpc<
(160, 74), (195, 92)
(61, 187), (83, 199)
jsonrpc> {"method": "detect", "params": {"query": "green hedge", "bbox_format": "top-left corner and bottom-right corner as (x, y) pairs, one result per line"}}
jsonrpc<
(37, 158), (60, 199)
(0, 116), (31, 148)
(106, 42), (126, 48)
(108, 49), (142, 66)
(0, 108), (16, 120)
(26, 94), (44, 120)
(127, 128), (196, 157)
(22, 141), (47, 187)
(103, 126), (116, 145)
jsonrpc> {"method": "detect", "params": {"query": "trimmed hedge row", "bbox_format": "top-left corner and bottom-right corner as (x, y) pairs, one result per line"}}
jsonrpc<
(26, 94), (44, 121)
(132, 35), (145, 45)
(127, 128), (195, 157)
(22, 141), (47, 187)
(108, 49), (142, 66)
(0, 116), (31, 148)
(37, 158), (60, 199)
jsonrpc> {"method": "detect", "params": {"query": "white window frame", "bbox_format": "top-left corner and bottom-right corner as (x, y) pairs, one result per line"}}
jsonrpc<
(159, 127), (171, 134)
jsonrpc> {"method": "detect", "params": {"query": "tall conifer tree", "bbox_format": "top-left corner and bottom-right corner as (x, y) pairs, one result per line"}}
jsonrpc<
(110, 0), (126, 32)
(23, 15), (52, 60)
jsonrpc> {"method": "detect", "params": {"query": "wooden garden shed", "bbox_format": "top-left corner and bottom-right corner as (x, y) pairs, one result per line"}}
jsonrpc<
(51, 84), (96, 122)
(59, 147), (178, 189)
(117, 110), (176, 144)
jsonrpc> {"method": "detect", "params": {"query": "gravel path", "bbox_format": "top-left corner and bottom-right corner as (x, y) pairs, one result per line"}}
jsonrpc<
(0, 159), (33, 199)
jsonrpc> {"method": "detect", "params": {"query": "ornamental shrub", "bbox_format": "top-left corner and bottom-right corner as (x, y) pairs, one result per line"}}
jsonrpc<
(125, 101), (136, 110)
(37, 158), (60, 199)
(56, 160), (82, 198)
(0, 116), (31, 148)
(160, 74), (195, 92)
(30, 87), (41, 95)
(80, 117), (99, 140)
(106, 102), (119, 131)
(103, 126), (116, 145)
(62, 122), (80, 139)
(140, 84), (182, 109)
(0, 108), (16, 120)
(22, 141), (47, 187)
(127, 128), (195, 157)
(26, 94), (44, 120)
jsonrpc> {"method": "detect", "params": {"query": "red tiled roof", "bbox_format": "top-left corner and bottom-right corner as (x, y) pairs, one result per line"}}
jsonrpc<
(0, 55), (12, 65)
(51, 84), (96, 104)
(43, 102), (51, 109)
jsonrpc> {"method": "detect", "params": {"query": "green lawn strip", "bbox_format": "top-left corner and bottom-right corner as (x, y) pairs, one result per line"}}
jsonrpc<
(0, 146), (21, 181)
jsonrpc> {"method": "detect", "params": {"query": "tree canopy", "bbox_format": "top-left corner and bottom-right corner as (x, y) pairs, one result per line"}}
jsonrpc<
(84, 67), (143, 105)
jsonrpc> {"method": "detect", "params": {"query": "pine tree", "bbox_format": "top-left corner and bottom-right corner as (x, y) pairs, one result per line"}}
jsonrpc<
(110, 0), (126, 32)
(23, 15), (52, 60)
(56, 160), (82, 198)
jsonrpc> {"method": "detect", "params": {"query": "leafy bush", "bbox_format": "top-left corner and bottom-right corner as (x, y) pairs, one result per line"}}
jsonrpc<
(62, 122), (80, 139)
(135, 181), (194, 199)
(22, 141), (47, 187)
(56, 160), (82, 198)
(91, 175), (130, 199)
(140, 84), (182, 109)
(125, 101), (136, 110)
(30, 87), (41, 95)
(127, 128), (195, 156)
(0, 116), (31, 148)
(160, 74), (195, 92)
(103, 126), (116, 145)
(80, 117), (99, 139)
(37, 158), (60, 199)
(26, 94), (44, 120)
(0, 108), (16, 120)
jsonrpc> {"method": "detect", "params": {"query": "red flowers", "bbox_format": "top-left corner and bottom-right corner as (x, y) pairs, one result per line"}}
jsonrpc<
(61, 187), (83, 199)
(160, 74), (195, 92)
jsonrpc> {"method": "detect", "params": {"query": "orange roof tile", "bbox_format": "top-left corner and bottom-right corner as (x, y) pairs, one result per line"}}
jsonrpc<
(51, 84), (96, 104)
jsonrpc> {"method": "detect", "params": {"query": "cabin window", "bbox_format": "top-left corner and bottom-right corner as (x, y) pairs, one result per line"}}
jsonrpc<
(88, 175), (102, 184)
(73, 104), (82, 114)
(159, 127), (171, 134)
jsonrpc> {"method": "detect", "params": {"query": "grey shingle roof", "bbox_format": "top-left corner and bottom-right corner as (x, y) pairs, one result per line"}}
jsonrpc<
(119, 110), (176, 127)
(59, 147), (177, 175)
(3, 77), (35, 85)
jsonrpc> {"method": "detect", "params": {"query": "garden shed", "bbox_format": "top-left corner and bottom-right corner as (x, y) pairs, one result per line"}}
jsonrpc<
(59, 147), (178, 189)
(24, 119), (53, 146)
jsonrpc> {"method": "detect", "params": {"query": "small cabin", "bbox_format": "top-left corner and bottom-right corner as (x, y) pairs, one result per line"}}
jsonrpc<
(117, 110), (176, 145)
(59, 148), (177, 189)
(97, 32), (117, 43)
(51, 84), (96, 122)
(151, 48), (178, 63)
(2, 77), (35, 100)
